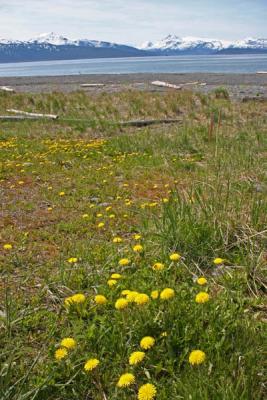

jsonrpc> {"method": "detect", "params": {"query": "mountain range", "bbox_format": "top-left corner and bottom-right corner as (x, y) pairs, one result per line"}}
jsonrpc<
(0, 33), (267, 63)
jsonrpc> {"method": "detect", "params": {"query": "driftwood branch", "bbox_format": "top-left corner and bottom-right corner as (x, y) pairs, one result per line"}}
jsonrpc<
(119, 118), (182, 127)
(7, 109), (58, 119)
(151, 81), (181, 90)
(80, 83), (105, 87)
(0, 86), (15, 93)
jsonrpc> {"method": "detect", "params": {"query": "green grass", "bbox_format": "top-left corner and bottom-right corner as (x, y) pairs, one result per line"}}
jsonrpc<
(0, 89), (266, 400)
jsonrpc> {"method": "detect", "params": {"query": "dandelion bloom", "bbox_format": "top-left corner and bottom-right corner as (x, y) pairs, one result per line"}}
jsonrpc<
(160, 288), (175, 300)
(82, 214), (89, 219)
(119, 258), (130, 266)
(59, 191), (65, 196)
(126, 291), (139, 302)
(67, 257), (78, 263)
(133, 234), (142, 240)
(60, 337), (76, 349)
(140, 336), (155, 350)
(117, 373), (135, 388)
(113, 237), (123, 243)
(152, 262), (165, 271)
(138, 383), (157, 400)
(65, 293), (86, 306)
(197, 277), (207, 286)
(111, 273), (122, 280)
(169, 253), (181, 261)
(189, 350), (206, 365)
(3, 244), (12, 250)
(133, 244), (143, 253)
(213, 257), (225, 265)
(195, 292), (210, 304)
(121, 289), (132, 296)
(134, 293), (150, 306)
(115, 298), (128, 310)
(84, 358), (100, 372)
(151, 290), (159, 300)
(107, 279), (117, 288)
(129, 351), (145, 365)
(94, 295), (107, 305)
(55, 348), (68, 360)
(98, 222), (105, 228)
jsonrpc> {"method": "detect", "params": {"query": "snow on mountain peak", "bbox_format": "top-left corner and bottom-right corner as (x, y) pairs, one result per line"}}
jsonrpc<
(29, 32), (76, 46)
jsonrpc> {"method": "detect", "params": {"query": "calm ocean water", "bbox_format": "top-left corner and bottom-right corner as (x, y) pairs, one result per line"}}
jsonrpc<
(0, 54), (267, 77)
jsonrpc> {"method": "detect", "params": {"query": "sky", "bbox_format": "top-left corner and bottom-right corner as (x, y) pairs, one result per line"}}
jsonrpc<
(0, 0), (266, 45)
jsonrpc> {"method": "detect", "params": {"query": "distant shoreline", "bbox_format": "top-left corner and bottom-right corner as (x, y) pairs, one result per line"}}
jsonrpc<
(0, 73), (266, 100)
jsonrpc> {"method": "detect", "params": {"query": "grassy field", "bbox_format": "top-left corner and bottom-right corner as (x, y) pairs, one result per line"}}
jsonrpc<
(0, 88), (266, 400)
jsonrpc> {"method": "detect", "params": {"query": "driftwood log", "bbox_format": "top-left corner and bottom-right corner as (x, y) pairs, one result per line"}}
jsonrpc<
(80, 84), (105, 87)
(0, 86), (15, 93)
(151, 81), (181, 90)
(7, 109), (58, 119)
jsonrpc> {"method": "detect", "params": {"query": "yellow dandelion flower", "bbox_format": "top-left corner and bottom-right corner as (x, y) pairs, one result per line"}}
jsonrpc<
(126, 291), (139, 302)
(60, 337), (76, 349)
(82, 214), (89, 218)
(151, 290), (159, 300)
(3, 243), (12, 250)
(67, 257), (78, 263)
(152, 262), (165, 271)
(115, 298), (128, 310)
(133, 244), (143, 253)
(138, 383), (157, 400)
(213, 257), (225, 265)
(55, 347), (68, 360)
(189, 350), (206, 365)
(169, 253), (181, 261)
(162, 198), (169, 203)
(98, 222), (105, 228)
(111, 273), (122, 280)
(134, 293), (150, 306)
(121, 289), (131, 296)
(106, 206), (112, 211)
(113, 237), (123, 243)
(96, 213), (103, 217)
(119, 258), (130, 266)
(94, 295), (107, 305)
(18, 181), (24, 185)
(140, 336), (155, 350)
(133, 234), (142, 240)
(59, 191), (65, 196)
(160, 288), (175, 300)
(107, 279), (117, 287)
(64, 293), (86, 306)
(197, 277), (207, 286)
(117, 373), (135, 388)
(160, 331), (168, 337)
(84, 358), (100, 372)
(129, 351), (145, 365)
(195, 292), (210, 304)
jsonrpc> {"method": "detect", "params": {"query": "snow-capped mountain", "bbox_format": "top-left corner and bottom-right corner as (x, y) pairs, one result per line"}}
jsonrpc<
(0, 33), (267, 63)
(141, 34), (267, 55)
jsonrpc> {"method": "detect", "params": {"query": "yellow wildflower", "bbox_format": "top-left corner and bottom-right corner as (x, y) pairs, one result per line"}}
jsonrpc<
(197, 277), (207, 285)
(126, 291), (139, 302)
(213, 257), (225, 265)
(59, 191), (65, 196)
(67, 257), (78, 263)
(107, 279), (117, 287)
(133, 234), (142, 240)
(134, 293), (150, 306)
(111, 273), (122, 280)
(84, 358), (100, 372)
(82, 213), (89, 218)
(152, 262), (165, 271)
(117, 373), (135, 388)
(195, 292), (210, 304)
(64, 293), (86, 306)
(140, 336), (155, 350)
(151, 290), (159, 300)
(133, 244), (143, 253)
(55, 348), (68, 360)
(138, 383), (157, 400)
(94, 295), (107, 305)
(121, 289), (131, 296)
(189, 350), (206, 365)
(98, 222), (105, 228)
(3, 244), (12, 250)
(129, 351), (145, 365)
(60, 338), (76, 349)
(115, 298), (128, 310)
(119, 258), (130, 266)
(160, 288), (175, 300)
(169, 253), (181, 261)
(113, 237), (123, 243)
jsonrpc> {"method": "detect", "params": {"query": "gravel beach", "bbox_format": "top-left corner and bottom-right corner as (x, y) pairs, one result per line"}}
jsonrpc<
(1, 73), (267, 100)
